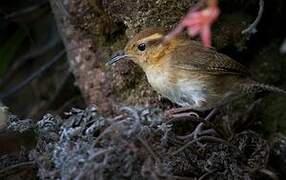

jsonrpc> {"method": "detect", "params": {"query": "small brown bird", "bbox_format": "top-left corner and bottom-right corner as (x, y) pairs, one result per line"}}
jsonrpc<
(107, 28), (286, 111)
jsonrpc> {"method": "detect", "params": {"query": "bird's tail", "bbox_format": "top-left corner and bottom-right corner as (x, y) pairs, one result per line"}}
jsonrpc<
(241, 81), (286, 95)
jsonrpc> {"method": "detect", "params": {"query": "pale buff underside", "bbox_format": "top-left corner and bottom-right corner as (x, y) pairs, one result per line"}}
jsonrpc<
(145, 65), (240, 111)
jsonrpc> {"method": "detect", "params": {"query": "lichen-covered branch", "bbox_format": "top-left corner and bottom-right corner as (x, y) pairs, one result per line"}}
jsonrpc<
(1, 105), (286, 179)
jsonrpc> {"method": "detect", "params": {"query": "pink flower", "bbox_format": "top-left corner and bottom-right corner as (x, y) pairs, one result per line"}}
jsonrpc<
(164, 0), (220, 47)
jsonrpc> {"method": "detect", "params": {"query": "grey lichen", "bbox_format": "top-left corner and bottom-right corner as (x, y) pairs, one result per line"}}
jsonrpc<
(6, 115), (33, 133)
(28, 106), (270, 180)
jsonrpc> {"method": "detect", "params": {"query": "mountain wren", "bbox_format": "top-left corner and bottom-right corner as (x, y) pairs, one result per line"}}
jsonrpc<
(107, 28), (286, 111)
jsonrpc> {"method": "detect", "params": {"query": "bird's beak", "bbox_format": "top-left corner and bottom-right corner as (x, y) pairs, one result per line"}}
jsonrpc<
(106, 50), (128, 65)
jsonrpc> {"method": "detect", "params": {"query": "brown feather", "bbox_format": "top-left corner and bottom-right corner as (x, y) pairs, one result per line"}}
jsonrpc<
(168, 40), (249, 76)
(117, 28), (286, 110)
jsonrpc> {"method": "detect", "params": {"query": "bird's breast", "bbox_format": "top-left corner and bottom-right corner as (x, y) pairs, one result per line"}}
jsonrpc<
(145, 68), (209, 110)
(145, 68), (169, 94)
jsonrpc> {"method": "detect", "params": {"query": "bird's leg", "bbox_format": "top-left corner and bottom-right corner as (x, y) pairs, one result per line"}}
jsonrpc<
(166, 106), (197, 114)
(177, 129), (217, 140)
(165, 107), (220, 148)
(165, 107), (200, 120)
(177, 108), (218, 141)
(193, 108), (218, 139)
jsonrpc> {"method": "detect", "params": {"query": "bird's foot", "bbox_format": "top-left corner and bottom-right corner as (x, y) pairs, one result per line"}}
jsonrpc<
(174, 109), (219, 147)
(177, 128), (217, 140)
(177, 122), (206, 148)
(165, 107), (200, 121)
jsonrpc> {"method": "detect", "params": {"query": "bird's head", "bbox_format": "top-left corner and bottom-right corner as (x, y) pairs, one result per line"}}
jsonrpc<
(107, 28), (173, 70)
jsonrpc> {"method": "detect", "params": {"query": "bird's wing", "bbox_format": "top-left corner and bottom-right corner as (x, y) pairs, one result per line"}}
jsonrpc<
(169, 40), (249, 76)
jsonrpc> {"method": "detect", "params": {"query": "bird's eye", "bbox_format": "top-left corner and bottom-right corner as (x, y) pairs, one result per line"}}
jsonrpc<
(137, 43), (146, 51)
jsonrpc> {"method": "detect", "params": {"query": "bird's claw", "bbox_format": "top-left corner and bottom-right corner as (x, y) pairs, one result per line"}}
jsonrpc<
(167, 108), (220, 148)
(165, 107), (200, 121)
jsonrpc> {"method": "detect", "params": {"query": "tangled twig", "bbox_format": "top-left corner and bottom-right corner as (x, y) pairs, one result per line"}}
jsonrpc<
(171, 136), (234, 156)
(258, 169), (279, 180)
(138, 137), (159, 162)
(0, 50), (66, 100)
(242, 0), (264, 34)
(0, 161), (34, 177)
